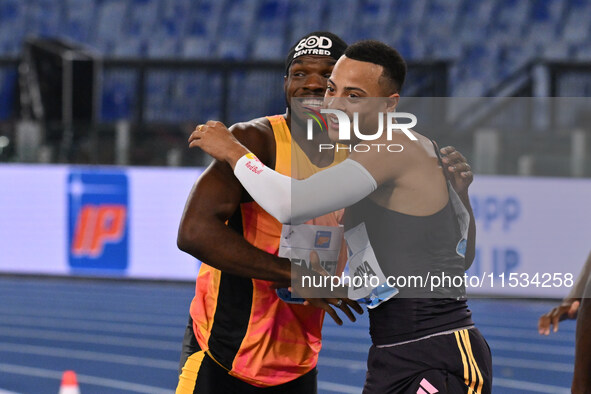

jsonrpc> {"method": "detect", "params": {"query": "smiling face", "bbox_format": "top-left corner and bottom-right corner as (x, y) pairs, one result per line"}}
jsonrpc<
(324, 56), (398, 142)
(284, 55), (336, 122)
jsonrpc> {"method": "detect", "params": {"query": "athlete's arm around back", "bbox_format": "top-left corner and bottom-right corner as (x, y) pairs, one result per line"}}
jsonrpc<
(190, 121), (477, 269)
(177, 117), (292, 283)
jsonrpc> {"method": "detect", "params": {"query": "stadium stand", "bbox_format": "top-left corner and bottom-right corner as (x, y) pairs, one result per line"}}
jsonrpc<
(0, 0), (590, 114)
(0, 0), (590, 172)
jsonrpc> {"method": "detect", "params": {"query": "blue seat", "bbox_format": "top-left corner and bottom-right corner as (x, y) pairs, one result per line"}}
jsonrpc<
(252, 33), (284, 60)
(0, 69), (17, 120)
(561, 0), (591, 44)
(575, 43), (591, 60)
(94, 1), (128, 54)
(286, 0), (325, 48)
(113, 37), (144, 57)
(127, 0), (159, 39)
(101, 70), (136, 121)
(2, 0), (588, 118)
(226, 71), (284, 124)
(24, 0), (63, 38)
(214, 0), (259, 59)
(0, 0), (26, 55)
(175, 72), (222, 122)
(252, 0), (287, 59)
(357, 0), (393, 41)
(147, 31), (179, 58)
(324, 0), (359, 43)
(155, 72), (222, 122)
(144, 72), (175, 122)
(181, 36), (213, 59)
(531, 0), (552, 21)
(183, 2), (217, 58)
(63, 0), (95, 43)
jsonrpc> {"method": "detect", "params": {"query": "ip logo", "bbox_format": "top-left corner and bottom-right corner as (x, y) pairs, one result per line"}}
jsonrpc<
(314, 231), (332, 249)
(68, 171), (129, 271)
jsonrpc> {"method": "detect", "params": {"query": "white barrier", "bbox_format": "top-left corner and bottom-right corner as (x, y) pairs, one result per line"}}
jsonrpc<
(0, 164), (202, 280)
(467, 176), (591, 297)
(1, 165), (590, 297)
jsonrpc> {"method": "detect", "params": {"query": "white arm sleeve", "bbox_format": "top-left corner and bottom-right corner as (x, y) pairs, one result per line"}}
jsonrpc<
(234, 155), (377, 224)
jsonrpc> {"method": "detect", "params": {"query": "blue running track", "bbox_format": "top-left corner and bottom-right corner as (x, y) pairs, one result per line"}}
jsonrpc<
(0, 277), (575, 393)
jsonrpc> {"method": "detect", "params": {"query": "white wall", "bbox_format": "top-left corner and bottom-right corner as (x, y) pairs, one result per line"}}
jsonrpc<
(467, 176), (591, 297)
(0, 164), (202, 280)
(1, 164), (590, 297)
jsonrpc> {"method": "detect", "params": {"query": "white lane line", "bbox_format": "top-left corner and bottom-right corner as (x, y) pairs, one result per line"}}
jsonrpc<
(321, 339), (574, 358)
(0, 280), (192, 293)
(0, 316), (182, 337)
(0, 307), (186, 325)
(318, 381), (362, 393)
(0, 281), (191, 295)
(322, 327), (369, 339)
(322, 324), (574, 343)
(318, 356), (366, 371)
(1, 308), (571, 344)
(0, 289), (187, 304)
(474, 327), (574, 343)
(494, 356), (573, 373)
(319, 353), (572, 375)
(0, 343), (178, 370)
(475, 317), (576, 332)
(487, 339), (574, 356)
(11, 328), (571, 368)
(0, 327), (179, 351)
(321, 340), (369, 353)
(468, 300), (558, 310)
(0, 363), (171, 394)
(494, 377), (570, 393)
(0, 295), (184, 316)
(0, 288), (189, 303)
(0, 389), (20, 394)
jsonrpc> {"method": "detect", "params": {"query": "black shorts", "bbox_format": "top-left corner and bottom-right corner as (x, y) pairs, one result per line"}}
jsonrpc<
(363, 327), (492, 394)
(176, 316), (318, 394)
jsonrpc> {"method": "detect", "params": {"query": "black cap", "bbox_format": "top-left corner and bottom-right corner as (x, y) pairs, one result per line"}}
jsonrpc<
(285, 31), (348, 74)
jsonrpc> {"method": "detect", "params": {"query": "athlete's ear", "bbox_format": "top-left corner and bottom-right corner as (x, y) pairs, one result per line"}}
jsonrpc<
(385, 94), (399, 112)
(284, 76), (290, 107)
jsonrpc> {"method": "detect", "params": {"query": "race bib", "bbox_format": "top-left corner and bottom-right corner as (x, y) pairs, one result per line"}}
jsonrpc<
(344, 222), (388, 300)
(277, 224), (344, 303)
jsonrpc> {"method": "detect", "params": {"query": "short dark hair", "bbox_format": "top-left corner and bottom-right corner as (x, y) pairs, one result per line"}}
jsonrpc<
(344, 40), (407, 94)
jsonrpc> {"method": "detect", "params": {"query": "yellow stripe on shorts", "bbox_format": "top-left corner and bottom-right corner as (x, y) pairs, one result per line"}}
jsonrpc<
(454, 331), (471, 389)
(176, 350), (206, 394)
(461, 329), (484, 394)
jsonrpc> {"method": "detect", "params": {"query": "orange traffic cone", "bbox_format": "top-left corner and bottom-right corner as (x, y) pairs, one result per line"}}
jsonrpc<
(59, 370), (80, 394)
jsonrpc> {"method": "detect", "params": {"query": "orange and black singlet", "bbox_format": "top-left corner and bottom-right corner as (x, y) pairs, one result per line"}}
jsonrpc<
(189, 115), (347, 387)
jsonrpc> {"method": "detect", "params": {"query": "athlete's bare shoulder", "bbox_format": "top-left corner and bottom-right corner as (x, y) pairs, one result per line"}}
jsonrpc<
(229, 116), (276, 167)
(349, 128), (432, 186)
(230, 116), (273, 134)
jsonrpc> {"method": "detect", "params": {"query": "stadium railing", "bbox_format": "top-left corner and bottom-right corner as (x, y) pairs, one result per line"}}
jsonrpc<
(0, 57), (450, 166)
